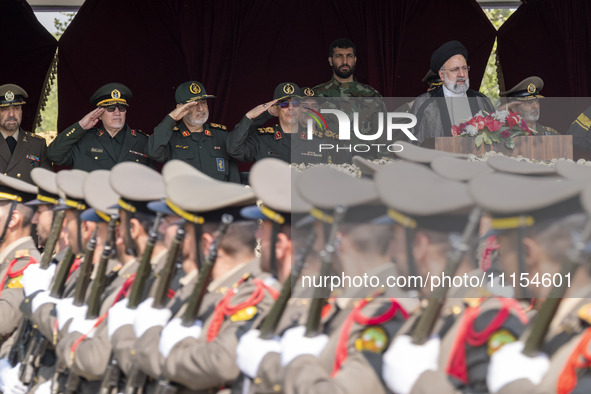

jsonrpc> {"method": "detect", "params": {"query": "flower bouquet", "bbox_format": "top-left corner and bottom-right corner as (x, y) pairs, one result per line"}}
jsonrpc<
(451, 110), (532, 149)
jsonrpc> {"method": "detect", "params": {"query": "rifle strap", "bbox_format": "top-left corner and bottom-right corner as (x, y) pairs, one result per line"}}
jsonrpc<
(0, 257), (38, 297)
(67, 257), (82, 280)
(557, 327), (591, 394)
(207, 277), (279, 342)
(332, 296), (409, 377)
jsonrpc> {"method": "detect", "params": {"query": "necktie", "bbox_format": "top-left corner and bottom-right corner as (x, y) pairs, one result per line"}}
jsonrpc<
(5, 136), (16, 155)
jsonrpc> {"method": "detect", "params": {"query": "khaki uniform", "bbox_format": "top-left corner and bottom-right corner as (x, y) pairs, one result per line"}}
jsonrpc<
(0, 129), (51, 184)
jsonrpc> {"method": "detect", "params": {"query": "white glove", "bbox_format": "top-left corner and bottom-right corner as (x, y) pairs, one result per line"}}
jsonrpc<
(21, 263), (56, 297)
(55, 298), (87, 331)
(107, 298), (138, 340)
(31, 290), (59, 314)
(133, 298), (172, 338)
(158, 318), (203, 358)
(382, 335), (440, 394)
(487, 341), (549, 393)
(35, 380), (52, 394)
(0, 361), (26, 394)
(236, 329), (281, 378)
(280, 325), (328, 367)
(68, 317), (98, 338)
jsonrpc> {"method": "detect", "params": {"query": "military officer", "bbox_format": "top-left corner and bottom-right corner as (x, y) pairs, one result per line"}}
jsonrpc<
(227, 82), (302, 164)
(47, 83), (152, 171)
(0, 84), (51, 184)
(147, 81), (240, 182)
(500, 76), (559, 135)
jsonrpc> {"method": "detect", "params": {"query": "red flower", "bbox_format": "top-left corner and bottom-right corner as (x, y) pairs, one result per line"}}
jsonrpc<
(520, 119), (532, 135)
(500, 130), (511, 138)
(506, 112), (520, 129)
(451, 125), (461, 137)
(484, 116), (503, 132)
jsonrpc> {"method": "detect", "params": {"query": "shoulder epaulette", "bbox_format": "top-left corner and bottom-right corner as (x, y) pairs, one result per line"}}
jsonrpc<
(258, 127), (275, 134)
(14, 250), (30, 259)
(25, 131), (44, 140)
(209, 122), (227, 130)
(131, 129), (149, 137)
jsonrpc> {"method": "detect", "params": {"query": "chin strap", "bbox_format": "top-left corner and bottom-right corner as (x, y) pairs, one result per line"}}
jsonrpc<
(0, 201), (17, 245)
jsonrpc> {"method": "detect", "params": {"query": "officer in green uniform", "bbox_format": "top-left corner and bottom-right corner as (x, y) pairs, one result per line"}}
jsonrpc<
(47, 83), (152, 171)
(227, 82), (302, 163)
(147, 81), (240, 182)
(500, 76), (559, 136)
(0, 84), (52, 184)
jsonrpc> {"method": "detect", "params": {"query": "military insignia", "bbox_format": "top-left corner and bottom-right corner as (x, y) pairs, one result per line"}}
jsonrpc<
(258, 127), (274, 134)
(210, 123), (227, 130)
(7, 276), (23, 289)
(216, 158), (225, 172)
(182, 130), (190, 137)
(98, 130), (104, 137)
(213, 146), (221, 150)
(175, 145), (189, 149)
(527, 83), (536, 94)
(129, 150), (147, 158)
(4, 91), (14, 102)
(230, 306), (257, 322)
(300, 132), (307, 140)
(487, 329), (516, 356)
(130, 129), (137, 136)
(204, 129), (211, 136)
(14, 250), (30, 259)
(577, 304), (591, 325)
(303, 87), (315, 97)
(189, 83), (201, 95)
(173, 126), (179, 131)
(111, 89), (121, 99)
(26, 155), (39, 162)
(463, 297), (483, 308)
(283, 84), (295, 95)
(274, 131), (282, 140)
(355, 326), (388, 353)
(90, 147), (104, 153)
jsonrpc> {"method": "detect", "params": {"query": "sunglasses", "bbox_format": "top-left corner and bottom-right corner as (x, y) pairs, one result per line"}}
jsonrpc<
(104, 105), (128, 113)
(278, 100), (301, 109)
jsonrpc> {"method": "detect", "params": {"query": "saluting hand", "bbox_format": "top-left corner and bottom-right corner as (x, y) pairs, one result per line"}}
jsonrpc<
(79, 107), (105, 130)
(246, 99), (278, 120)
(169, 101), (199, 122)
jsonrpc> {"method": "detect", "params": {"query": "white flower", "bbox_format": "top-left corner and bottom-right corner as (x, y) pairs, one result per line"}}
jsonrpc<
(465, 124), (478, 136)
(494, 110), (509, 123)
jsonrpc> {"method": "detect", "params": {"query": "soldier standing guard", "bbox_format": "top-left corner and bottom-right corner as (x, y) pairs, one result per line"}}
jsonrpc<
(47, 83), (152, 171)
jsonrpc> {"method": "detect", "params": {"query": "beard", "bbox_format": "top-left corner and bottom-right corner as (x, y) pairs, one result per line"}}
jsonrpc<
(185, 111), (209, 127)
(333, 63), (355, 79)
(1, 116), (20, 132)
(444, 77), (470, 94)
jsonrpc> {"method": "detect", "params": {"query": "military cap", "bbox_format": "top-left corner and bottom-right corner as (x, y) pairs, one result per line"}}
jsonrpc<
(430, 40), (468, 73)
(431, 156), (493, 182)
(0, 174), (37, 203)
(421, 70), (443, 88)
(352, 156), (387, 177)
(273, 82), (301, 101)
(500, 76), (544, 101)
(301, 87), (316, 97)
(394, 140), (468, 164)
(486, 155), (556, 176)
(28, 168), (60, 206)
(110, 162), (165, 214)
(580, 183), (591, 216)
(89, 82), (132, 107)
(555, 161), (591, 181)
(162, 159), (210, 183)
(0, 84), (27, 107)
(83, 170), (120, 222)
(175, 81), (215, 105)
(56, 170), (89, 210)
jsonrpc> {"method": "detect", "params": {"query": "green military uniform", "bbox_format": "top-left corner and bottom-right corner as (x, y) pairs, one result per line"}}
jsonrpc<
(147, 81), (240, 182)
(313, 75), (381, 98)
(47, 83), (151, 171)
(0, 84), (52, 184)
(568, 105), (591, 151)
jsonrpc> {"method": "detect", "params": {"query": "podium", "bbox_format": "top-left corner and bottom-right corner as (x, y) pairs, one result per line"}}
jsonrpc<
(421, 135), (573, 161)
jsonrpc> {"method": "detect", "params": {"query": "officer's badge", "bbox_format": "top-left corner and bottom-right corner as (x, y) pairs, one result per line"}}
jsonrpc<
(304, 87), (315, 97)
(204, 129), (211, 136)
(231, 306), (257, 322)
(130, 129), (137, 136)
(213, 146), (221, 150)
(90, 147), (104, 153)
(283, 84), (295, 95)
(355, 326), (388, 353)
(300, 131), (306, 140)
(4, 91), (14, 102)
(98, 130), (104, 137)
(182, 130), (190, 137)
(189, 83), (201, 95)
(14, 250), (30, 259)
(527, 83), (536, 94)
(26, 155), (40, 162)
(111, 89), (121, 99)
(274, 131), (282, 140)
(487, 329), (516, 356)
(7, 276), (23, 289)
(173, 126), (179, 131)
(216, 158), (225, 172)
(577, 304), (591, 325)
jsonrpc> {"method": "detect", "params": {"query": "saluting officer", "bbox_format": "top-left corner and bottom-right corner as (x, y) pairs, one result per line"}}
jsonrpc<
(0, 84), (51, 184)
(147, 81), (240, 182)
(47, 83), (151, 171)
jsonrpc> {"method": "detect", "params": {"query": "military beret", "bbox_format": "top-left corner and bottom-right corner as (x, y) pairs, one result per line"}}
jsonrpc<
(500, 76), (544, 101)
(175, 81), (215, 105)
(273, 82), (302, 101)
(110, 162), (165, 214)
(0, 174), (37, 203)
(56, 170), (89, 210)
(28, 168), (60, 206)
(84, 170), (119, 221)
(0, 84), (27, 107)
(430, 40), (468, 73)
(90, 83), (132, 107)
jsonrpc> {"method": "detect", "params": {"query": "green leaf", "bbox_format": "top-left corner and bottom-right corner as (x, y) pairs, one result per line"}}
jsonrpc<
(505, 137), (515, 149)
(487, 131), (500, 143)
(475, 134), (484, 147)
(483, 132), (492, 145)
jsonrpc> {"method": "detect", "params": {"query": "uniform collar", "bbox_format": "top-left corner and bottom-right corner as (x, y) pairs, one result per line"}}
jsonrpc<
(207, 257), (261, 292)
(0, 128), (19, 141)
(0, 236), (35, 265)
(179, 268), (198, 287)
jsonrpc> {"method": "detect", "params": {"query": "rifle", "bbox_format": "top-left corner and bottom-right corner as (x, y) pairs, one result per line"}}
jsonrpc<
(154, 214), (233, 394)
(411, 207), (482, 345)
(521, 219), (591, 356)
(8, 208), (66, 368)
(305, 206), (346, 337)
(73, 227), (98, 306)
(259, 229), (316, 339)
(101, 213), (163, 394)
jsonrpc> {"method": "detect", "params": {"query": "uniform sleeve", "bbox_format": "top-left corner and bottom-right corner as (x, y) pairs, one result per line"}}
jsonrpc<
(46, 123), (86, 166)
(110, 324), (137, 375)
(132, 326), (166, 379)
(251, 352), (284, 393)
(227, 112), (273, 162)
(0, 288), (25, 335)
(37, 137), (53, 170)
(410, 370), (459, 394)
(146, 115), (175, 162)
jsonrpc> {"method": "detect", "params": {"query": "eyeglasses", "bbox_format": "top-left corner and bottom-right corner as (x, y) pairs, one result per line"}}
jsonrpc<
(104, 105), (128, 113)
(442, 65), (470, 74)
(278, 100), (301, 109)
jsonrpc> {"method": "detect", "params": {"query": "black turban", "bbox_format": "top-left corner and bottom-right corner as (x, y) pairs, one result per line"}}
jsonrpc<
(430, 40), (468, 73)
